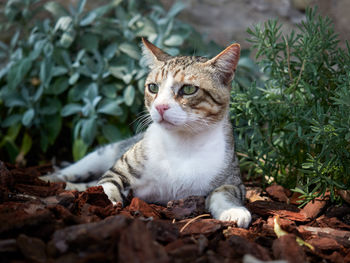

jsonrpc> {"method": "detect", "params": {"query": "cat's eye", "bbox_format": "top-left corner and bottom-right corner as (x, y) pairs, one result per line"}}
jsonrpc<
(180, 85), (198, 96)
(148, 83), (159, 94)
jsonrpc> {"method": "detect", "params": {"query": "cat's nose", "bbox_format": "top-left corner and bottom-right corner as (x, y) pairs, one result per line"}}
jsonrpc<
(155, 104), (169, 117)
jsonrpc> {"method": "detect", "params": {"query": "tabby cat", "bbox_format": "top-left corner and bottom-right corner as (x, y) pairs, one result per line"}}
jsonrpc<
(43, 38), (251, 228)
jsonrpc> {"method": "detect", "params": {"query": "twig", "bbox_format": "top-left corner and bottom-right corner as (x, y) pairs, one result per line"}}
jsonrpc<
(179, 214), (211, 233)
(236, 152), (249, 158)
(283, 34), (293, 81)
(236, 152), (266, 164)
(296, 59), (305, 87)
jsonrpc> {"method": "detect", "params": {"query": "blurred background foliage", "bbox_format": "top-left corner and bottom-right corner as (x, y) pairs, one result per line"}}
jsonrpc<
(0, 0), (256, 164)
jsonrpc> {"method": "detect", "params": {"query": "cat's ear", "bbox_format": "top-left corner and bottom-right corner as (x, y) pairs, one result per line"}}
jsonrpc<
(205, 43), (240, 85)
(142, 38), (171, 67)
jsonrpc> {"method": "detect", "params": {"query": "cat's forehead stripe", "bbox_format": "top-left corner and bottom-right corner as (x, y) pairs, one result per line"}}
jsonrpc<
(180, 74), (185, 82)
(163, 73), (174, 90)
(173, 68), (181, 78)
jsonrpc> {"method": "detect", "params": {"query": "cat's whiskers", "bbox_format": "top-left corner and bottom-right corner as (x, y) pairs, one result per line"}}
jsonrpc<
(186, 113), (212, 133)
(130, 110), (150, 126)
(136, 121), (149, 134)
(136, 114), (153, 133)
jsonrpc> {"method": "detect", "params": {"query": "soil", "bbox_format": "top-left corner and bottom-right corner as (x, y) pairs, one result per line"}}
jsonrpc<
(1, 161), (350, 263)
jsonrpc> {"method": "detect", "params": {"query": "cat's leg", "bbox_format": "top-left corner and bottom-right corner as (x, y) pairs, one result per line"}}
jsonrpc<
(98, 140), (144, 205)
(40, 143), (120, 183)
(40, 133), (144, 184)
(206, 184), (251, 228)
(65, 180), (99, 191)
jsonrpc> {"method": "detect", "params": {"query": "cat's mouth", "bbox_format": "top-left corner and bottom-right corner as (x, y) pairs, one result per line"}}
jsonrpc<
(158, 118), (177, 128)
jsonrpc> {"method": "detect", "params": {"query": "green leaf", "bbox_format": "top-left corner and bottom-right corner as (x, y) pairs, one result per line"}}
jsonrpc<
(44, 42), (54, 57)
(43, 114), (62, 144)
(167, 1), (187, 17)
(33, 86), (44, 102)
(7, 58), (32, 89)
(45, 2), (68, 17)
(238, 57), (257, 70)
(69, 72), (80, 85)
(124, 85), (135, 106)
(40, 58), (53, 87)
(119, 42), (141, 60)
(48, 77), (69, 95)
(73, 138), (88, 161)
(54, 16), (75, 48)
(95, 0), (122, 16)
(138, 78), (145, 94)
(135, 18), (157, 37)
(101, 84), (117, 98)
(85, 83), (99, 102)
(5, 96), (27, 107)
(52, 66), (68, 77)
(104, 42), (118, 60)
(61, 103), (82, 116)
(163, 47), (179, 56)
(10, 31), (20, 49)
(0, 63), (10, 81)
(3, 140), (19, 163)
(81, 118), (97, 145)
(109, 66), (125, 79)
(40, 97), (61, 115)
(80, 11), (97, 26)
(122, 73), (132, 84)
(80, 33), (99, 51)
(102, 124), (123, 142)
(2, 123), (21, 143)
(164, 35), (184, 46)
(29, 39), (46, 60)
(77, 0), (87, 14)
(22, 109), (35, 127)
(2, 114), (22, 127)
(60, 49), (72, 68)
(40, 132), (49, 152)
(55, 16), (73, 31)
(60, 30), (75, 48)
(97, 99), (123, 116)
(20, 133), (32, 156)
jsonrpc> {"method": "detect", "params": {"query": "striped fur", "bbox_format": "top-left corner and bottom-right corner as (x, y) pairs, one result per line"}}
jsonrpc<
(98, 39), (251, 228)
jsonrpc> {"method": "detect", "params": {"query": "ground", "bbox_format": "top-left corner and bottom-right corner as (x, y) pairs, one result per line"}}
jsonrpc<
(0, 161), (350, 262)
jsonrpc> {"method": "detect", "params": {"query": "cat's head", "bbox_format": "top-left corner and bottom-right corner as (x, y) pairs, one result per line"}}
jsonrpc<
(142, 38), (240, 134)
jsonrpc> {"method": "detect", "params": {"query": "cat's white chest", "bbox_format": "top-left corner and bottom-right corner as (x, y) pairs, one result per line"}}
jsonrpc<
(134, 124), (227, 204)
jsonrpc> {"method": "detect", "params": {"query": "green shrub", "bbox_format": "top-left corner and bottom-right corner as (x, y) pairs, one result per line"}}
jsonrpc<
(231, 8), (350, 204)
(0, 0), (209, 163)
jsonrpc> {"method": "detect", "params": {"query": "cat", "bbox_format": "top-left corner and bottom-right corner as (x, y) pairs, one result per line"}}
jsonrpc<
(42, 38), (251, 228)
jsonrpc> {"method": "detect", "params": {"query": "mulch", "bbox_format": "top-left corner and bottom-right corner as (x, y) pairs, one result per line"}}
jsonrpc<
(1, 161), (350, 263)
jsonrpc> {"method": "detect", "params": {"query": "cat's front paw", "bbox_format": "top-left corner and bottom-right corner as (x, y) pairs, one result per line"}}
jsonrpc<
(218, 206), (251, 228)
(100, 182), (123, 205)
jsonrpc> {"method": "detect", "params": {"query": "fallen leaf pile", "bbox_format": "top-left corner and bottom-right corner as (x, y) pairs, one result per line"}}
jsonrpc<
(0, 161), (350, 263)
